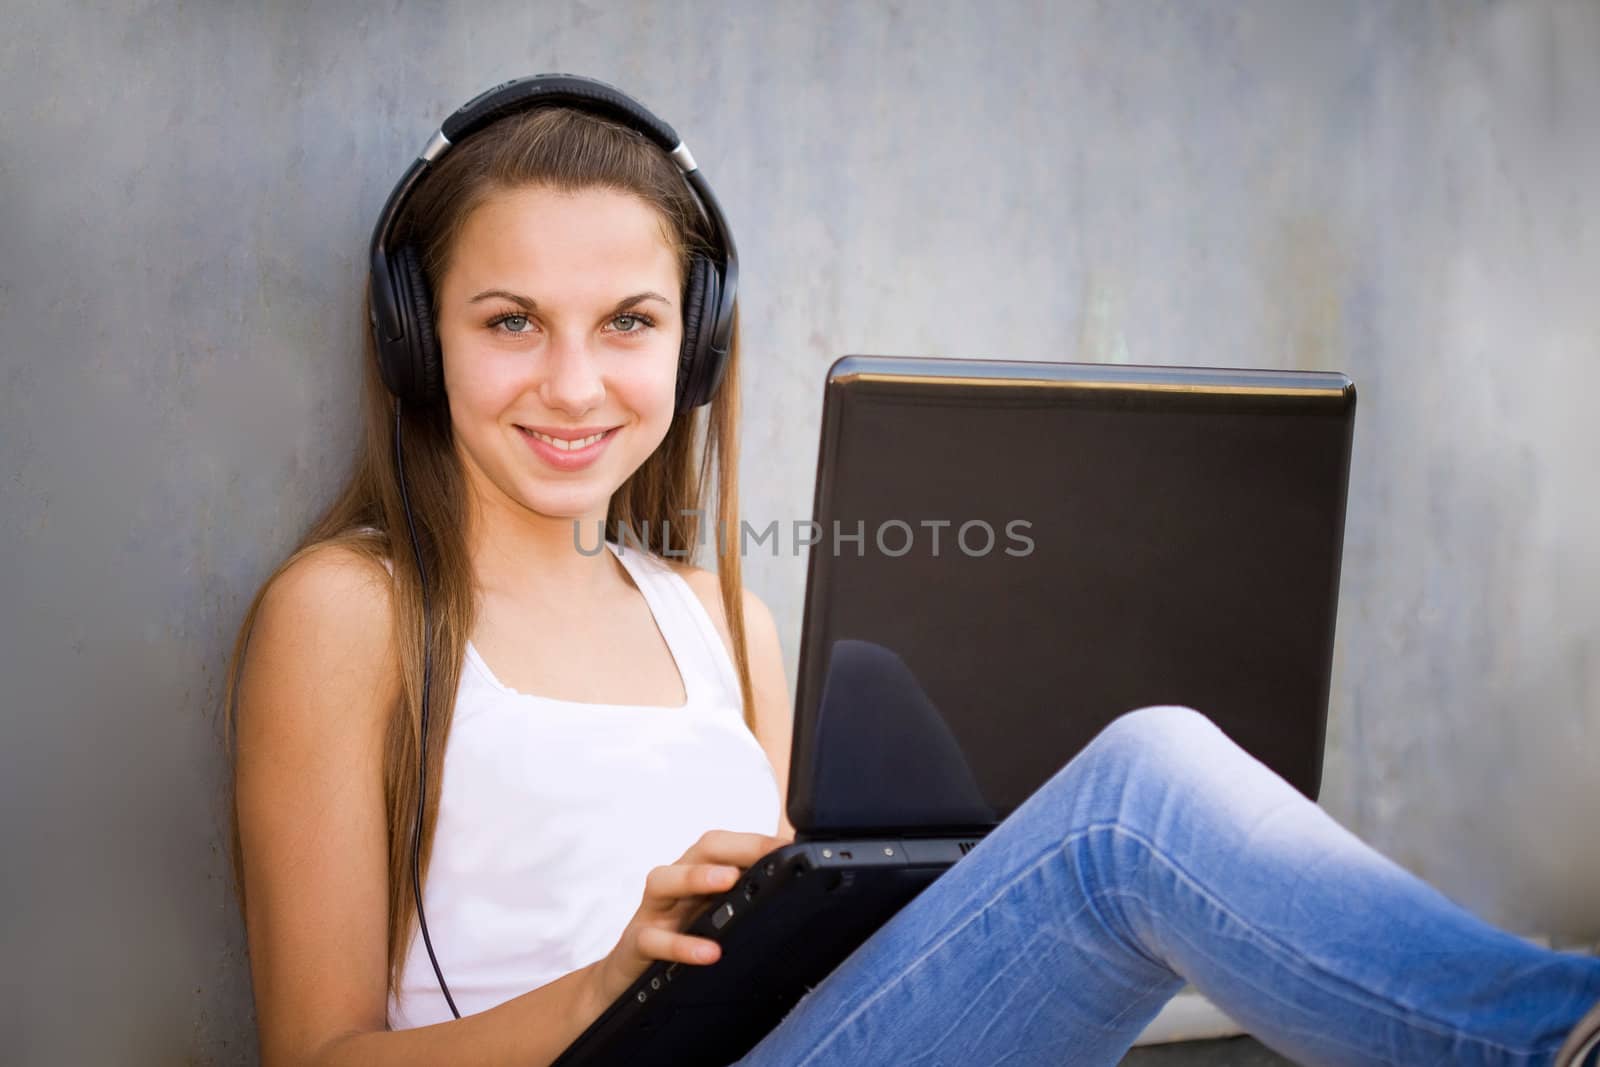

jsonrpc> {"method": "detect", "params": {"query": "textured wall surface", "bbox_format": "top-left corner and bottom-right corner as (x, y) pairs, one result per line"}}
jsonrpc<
(3, 1), (1597, 1062)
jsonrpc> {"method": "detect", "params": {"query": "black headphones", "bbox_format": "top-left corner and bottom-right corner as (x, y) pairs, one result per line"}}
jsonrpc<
(368, 73), (740, 413)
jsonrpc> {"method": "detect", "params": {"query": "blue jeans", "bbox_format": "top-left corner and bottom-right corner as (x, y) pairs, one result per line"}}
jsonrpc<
(735, 706), (1600, 1066)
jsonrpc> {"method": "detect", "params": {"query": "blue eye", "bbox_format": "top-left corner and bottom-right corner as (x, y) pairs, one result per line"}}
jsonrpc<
(490, 312), (533, 335)
(485, 310), (657, 337)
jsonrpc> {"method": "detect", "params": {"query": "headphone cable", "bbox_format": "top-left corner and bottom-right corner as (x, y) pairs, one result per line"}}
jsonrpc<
(393, 401), (462, 1020)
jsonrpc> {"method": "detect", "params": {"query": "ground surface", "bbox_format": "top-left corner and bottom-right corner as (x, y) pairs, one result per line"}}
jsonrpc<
(1119, 1036), (1297, 1065)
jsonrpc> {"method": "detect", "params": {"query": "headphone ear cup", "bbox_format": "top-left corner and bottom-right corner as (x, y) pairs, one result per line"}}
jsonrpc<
(677, 255), (710, 411)
(677, 255), (721, 411)
(397, 244), (443, 405)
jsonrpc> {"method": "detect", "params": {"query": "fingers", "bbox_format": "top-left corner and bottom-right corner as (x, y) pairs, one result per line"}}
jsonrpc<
(635, 923), (723, 965)
(618, 831), (794, 980)
(684, 828), (787, 868)
(642, 863), (740, 910)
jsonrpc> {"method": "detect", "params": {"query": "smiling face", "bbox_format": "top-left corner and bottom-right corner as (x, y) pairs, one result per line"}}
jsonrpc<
(433, 184), (685, 526)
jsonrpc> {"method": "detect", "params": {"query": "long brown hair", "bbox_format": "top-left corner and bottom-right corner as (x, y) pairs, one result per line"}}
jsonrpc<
(221, 106), (755, 995)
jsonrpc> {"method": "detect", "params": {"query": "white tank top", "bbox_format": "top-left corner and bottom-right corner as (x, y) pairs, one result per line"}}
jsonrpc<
(384, 539), (782, 1028)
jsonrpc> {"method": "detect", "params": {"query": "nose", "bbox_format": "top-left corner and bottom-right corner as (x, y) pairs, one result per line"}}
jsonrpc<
(537, 334), (606, 415)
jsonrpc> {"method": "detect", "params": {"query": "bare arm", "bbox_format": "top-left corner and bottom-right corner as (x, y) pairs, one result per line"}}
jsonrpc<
(234, 546), (611, 1066)
(307, 970), (609, 1067)
(739, 587), (798, 843)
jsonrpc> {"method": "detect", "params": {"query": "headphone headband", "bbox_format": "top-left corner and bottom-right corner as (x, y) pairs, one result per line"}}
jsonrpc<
(368, 73), (739, 410)
(443, 75), (681, 150)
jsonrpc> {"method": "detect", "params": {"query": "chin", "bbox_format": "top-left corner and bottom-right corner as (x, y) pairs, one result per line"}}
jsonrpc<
(518, 489), (613, 523)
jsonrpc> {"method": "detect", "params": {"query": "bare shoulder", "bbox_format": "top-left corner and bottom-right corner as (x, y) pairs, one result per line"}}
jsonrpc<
(257, 542), (394, 655)
(240, 542), (399, 745)
(669, 562), (779, 655)
(263, 540), (392, 620)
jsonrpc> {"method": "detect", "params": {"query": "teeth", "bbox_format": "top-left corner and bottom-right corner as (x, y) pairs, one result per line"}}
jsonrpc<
(528, 429), (607, 450)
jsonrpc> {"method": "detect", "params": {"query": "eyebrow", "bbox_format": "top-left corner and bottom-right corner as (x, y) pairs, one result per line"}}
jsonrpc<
(467, 289), (672, 313)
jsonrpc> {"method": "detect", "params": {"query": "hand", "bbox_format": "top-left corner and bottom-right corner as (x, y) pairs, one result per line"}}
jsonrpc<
(588, 828), (790, 1008)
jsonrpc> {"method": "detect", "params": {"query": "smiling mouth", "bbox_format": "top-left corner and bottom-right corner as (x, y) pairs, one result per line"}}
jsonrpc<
(517, 427), (617, 451)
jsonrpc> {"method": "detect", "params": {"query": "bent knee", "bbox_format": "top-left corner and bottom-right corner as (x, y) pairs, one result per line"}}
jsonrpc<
(1026, 705), (1229, 822)
(1081, 704), (1232, 774)
(1102, 704), (1216, 743)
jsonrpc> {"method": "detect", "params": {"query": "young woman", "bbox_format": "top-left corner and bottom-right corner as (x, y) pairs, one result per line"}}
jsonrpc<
(226, 76), (1600, 1066)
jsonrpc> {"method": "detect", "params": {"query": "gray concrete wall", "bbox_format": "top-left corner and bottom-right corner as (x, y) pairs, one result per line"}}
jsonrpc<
(3, 1), (1597, 1062)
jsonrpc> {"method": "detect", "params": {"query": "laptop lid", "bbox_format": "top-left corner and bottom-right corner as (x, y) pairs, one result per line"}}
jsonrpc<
(787, 356), (1357, 839)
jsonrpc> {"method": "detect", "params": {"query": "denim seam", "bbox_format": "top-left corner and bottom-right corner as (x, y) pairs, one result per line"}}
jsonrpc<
(1090, 886), (1404, 1065)
(1072, 821), (1554, 1061)
(789, 848), (1069, 1067)
(922, 929), (1064, 1060)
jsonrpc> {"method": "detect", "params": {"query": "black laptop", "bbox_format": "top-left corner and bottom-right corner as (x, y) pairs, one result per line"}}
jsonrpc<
(552, 355), (1357, 1066)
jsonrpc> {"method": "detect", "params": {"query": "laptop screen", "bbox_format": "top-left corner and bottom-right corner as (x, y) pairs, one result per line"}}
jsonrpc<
(787, 356), (1356, 838)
